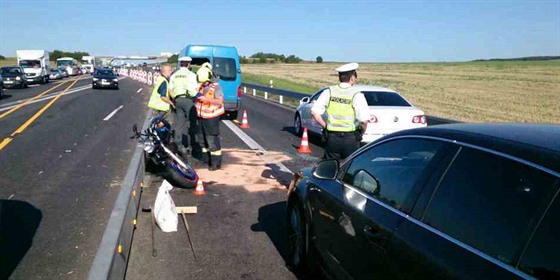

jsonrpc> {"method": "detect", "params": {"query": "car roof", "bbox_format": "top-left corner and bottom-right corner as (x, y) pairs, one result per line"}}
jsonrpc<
(389, 123), (560, 173)
(352, 84), (398, 93)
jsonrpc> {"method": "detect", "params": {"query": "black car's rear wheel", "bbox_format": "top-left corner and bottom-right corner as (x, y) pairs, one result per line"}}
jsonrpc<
(287, 199), (309, 272)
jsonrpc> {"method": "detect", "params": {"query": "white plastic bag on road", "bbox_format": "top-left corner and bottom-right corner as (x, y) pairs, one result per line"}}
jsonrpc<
(153, 180), (178, 232)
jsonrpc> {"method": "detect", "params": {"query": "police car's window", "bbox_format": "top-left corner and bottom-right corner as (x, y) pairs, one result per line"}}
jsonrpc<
(422, 147), (558, 265)
(213, 57), (236, 81)
(363, 91), (411, 107)
(342, 139), (444, 213)
(519, 188), (560, 279)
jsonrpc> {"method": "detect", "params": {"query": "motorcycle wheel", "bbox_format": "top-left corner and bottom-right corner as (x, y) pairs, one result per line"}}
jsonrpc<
(165, 160), (198, 189)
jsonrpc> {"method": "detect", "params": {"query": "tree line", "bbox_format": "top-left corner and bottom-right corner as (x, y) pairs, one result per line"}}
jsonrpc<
(240, 52), (323, 64)
(49, 50), (90, 61)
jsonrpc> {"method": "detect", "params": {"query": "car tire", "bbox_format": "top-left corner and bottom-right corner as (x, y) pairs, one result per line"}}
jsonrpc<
(24, 82), (29, 88)
(294, 114), (303, 136)
(229, 110), (238, 121)
(286, 198), (319, 276)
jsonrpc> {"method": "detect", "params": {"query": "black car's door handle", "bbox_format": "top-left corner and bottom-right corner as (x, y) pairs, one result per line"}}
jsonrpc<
(363, 226), (384, 241)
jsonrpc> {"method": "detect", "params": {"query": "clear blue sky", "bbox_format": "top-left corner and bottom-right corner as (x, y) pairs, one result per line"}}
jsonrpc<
(1, 0), (559, 62)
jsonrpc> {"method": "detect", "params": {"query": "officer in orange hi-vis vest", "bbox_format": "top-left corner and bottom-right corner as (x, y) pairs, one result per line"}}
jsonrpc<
(195, 68), (225, 170)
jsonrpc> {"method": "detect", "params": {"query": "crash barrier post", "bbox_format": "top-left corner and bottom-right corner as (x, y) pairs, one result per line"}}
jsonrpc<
(88, 109), (153, 280)
(240, 82), (460, 125)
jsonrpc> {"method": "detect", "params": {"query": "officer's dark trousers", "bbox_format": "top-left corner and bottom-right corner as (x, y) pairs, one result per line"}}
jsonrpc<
(172, 96), (193, 151)
(324, 131), (360, 160)
(200, 117), (222, 168)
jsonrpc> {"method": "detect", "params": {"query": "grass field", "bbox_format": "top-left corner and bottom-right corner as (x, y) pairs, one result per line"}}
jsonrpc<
(241, 60), (560, 123)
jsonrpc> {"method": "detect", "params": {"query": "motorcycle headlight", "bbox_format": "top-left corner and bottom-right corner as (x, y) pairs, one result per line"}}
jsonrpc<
(143, 142), (155, 153)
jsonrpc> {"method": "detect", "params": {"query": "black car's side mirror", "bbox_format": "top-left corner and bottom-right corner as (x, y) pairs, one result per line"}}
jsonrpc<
(312, 159), (339, 180)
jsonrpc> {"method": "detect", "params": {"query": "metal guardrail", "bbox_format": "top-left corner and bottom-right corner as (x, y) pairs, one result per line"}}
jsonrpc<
(88, 108), (153, 280)
(241, 82), (459, 125)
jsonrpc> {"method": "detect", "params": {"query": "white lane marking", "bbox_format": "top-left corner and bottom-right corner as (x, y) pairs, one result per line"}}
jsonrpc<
(136, 88), (142, 93)
(103, 105), (124, 121)
(8, 194), (14, 200)
(0, 85), (92, 111)
(0, 77), (129, 112)
(222, 120), (293, 175)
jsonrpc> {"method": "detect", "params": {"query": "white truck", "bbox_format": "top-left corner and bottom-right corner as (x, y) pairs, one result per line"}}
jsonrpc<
(56, 57), (79, 76)
(81, 56), (95, 73)
(16, 50), (51, 84)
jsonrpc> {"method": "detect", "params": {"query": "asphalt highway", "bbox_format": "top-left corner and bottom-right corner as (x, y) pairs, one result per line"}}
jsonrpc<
(0, 76), (151, 279)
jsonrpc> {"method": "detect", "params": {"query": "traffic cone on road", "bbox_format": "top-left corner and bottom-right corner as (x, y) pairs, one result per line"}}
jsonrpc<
(297, 128), (312, 154)
(194, 179), (206, 195)
(239, 110), (250, 128)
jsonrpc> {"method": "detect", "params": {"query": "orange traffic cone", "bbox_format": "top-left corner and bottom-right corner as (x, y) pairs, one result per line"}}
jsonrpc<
(194, 179), (206, 195)
(297, 128), (312, 154)
(239, 110), (250, 128)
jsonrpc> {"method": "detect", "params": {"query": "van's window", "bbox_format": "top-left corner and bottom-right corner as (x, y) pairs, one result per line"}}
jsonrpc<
(422, 147), (558, 265)
(519, 190), (560, 279)
(362, 91), (411, 107)
(213, 57), (236, 81)
(342, 138), (444, 213)
(19, 60), (41, 68)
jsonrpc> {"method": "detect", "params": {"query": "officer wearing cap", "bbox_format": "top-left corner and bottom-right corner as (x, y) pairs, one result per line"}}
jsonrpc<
(169, 56), (198, 156)
(311, 62), (370, 160)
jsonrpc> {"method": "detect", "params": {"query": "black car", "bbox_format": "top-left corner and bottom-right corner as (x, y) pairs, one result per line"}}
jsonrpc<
(1, 66), (28, 89)
(92, 69), (119, 89)
(287, 123), (560, 280)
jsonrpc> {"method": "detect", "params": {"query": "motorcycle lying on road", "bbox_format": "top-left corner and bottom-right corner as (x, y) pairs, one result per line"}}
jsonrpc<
(132, 114), (198, 189)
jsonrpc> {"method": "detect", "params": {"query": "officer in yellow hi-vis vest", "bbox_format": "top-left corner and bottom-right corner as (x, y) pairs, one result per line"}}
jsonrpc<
(169, 56), (198, 155)
(311, 63), (370, 160)
(148, 64), (174, 115)
(195, 69), (225, 171)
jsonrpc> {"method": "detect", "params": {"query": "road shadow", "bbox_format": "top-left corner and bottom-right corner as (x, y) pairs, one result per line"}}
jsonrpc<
(0, 94), (13, 101)
(261, 163), (293, 188)
(251, 201), (322, 280)
(0, 199), (42, 280)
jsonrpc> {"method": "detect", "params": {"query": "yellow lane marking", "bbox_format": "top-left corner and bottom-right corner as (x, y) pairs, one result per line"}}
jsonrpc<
(0, 79), (80, 152)
(0, 80), (70, 120)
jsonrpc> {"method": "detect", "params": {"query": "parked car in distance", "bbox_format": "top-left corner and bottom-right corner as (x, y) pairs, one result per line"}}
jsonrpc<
(1, 66), (28, 89)
(59, 68), (69, 78)
(92, 69), (119, 89)
(287, 123), (560, 280)
(49, 69), (63, 80)
(77, 69), (83, 75)
(81, 66), (89, 74)
(295, 85), (427, 143)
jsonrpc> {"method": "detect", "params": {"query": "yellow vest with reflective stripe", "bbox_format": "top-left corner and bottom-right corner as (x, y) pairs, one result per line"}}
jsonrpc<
(326, 85), (360, 132)
(170, 67), (197, 98)
(148, 76), (170, 112)
(195, 82), (225, 119)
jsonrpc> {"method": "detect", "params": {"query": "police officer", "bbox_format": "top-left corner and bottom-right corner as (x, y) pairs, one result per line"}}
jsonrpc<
(195, 69), (225, 171)
(311, 63), (370, 160)
(148, 64), (174, 116)
(169, 56), (198, 155)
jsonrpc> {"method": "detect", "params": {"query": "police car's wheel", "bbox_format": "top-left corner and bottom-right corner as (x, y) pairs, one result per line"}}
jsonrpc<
(294, 114), (303, 136)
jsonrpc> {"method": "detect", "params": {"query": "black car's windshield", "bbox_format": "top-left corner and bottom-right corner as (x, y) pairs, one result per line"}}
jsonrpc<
(1, 67), (23, 76)
(95, 70), (116, 77)
(363, 91), (411, 107)
(19, 60), (41, 68)
(213, 57), (237, 81)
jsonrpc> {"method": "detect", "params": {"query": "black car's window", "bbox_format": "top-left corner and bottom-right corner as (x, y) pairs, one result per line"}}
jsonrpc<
(213, 57), (236, 81)
(342, 138), (444, 213)
(1, 67), (22, 75)
(519, 188), (560, 279)
(422, 147), (558, 265)
(362, 91), (411, 107)
(96, 70), (115, 76)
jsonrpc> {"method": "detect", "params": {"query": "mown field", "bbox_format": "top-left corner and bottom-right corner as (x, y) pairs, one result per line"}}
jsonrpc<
(241, 60), (560, 123)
